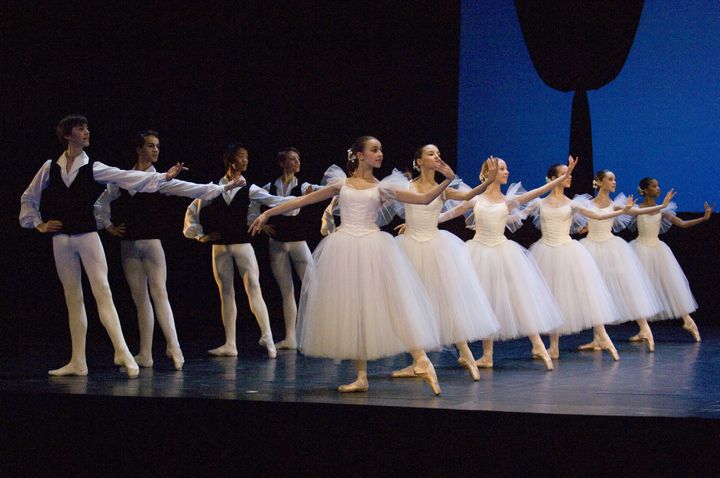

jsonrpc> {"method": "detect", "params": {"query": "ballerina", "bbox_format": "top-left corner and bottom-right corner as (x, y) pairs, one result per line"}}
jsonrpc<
(575, 169), (674, 352)
(630, 177), (714, 342)
(184, 142), (296, 359)
(19, 115), (196, 377)
(390, 145), (500, 381)
(528, 161), (636, 361)
(437, 156), (576, 370)
(94, 130), (245, 370)
(250, 136), (455, 395)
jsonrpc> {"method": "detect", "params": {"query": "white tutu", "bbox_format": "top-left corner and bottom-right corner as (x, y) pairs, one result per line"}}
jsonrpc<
(530, 240), (619, 334)
(396, 230), (499, 345)
(467, 239), (564, 340)
(631, 240), (698, 319)
(580, 236), (663, 322)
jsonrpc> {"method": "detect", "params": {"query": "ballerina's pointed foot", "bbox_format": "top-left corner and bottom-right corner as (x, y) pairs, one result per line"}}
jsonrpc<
(208, 344), (238, 357)
(391, 364), (417, 378)
(531, 349), (554, 371)
(116, 354), (139, 378)
(165, 348), (185, 370)
(259, 335), (277, 359)
(628, 333), (655, 352)
(338, 378), (368, 393)
(628, 333), (645, 342)
(683, 320), (701, 342)
(458, 357), (480, 381)
(274, 338), (297, 350)
(475, 356), (493, 369)
(598, 340), (620, 361)
(547, 347), (559, 360)
(578, 341), (601, 351)
(414, 358), (441, 395)
(48, 362), (88, 377)
(132, 354), (154, 368)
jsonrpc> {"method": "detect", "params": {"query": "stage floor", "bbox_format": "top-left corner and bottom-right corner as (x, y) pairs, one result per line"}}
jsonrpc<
(1, 322), (718, 419)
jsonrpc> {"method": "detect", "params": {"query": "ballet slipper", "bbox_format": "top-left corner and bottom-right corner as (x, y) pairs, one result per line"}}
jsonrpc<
(682, 320), (701, 342)
(165, 347), (185, 370)
(547, 346), (559, 360)
(531, 348), (554, 371)
(391, 364), (417, 378)
(259, 335), (277, 359)
(597, 339), (620, 361)
(628, 332), (655, 352)
(414, 357), (441, 395)
(578, 341), (601, 351)
(628, 333), (645, 342)
(133, 354), (154, 368)
(457, 357), (480, 381)
(48, 362), (88, 377)
(475, 356), (493, 369)
(645, 333), (655, 353)
(274, 338), (297, 350)
(208, 344), (238, 357)
(338, 378), (368, 393)
(116, 354), (140, 378)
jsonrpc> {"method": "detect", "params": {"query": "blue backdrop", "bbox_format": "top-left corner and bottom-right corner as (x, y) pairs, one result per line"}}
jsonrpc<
(458, 1), (719, 211)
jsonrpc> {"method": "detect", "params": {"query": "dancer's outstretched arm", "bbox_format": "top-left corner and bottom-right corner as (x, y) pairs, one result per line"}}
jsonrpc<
(250, 185), (340, 236)
(670, 201), (714, 228)
(513, 156), (577, 205)
(393, 160), (455, 205)
(444, 157), (498, 201)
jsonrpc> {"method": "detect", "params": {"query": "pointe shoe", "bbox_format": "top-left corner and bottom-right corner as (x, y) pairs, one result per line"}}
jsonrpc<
(683, 320), (701, 342)
(578, 341), (601, 351)
(48, 362), (88, 377)
(628, 333), (655, 352)
(117, 355), (140, 378)
(133, 354), (154, 368)
(165, 348), (185, 370)
(547, 347), (559, 360)
(208, 344), (238, 357)
(597, 339), (620, 361)
(391, 364), (417, 378)
(531, 349), (554, 371)
(628, 333), (645, 342)
(274, 338), (297, 350)
(458, 357), (480, 381)
(259, 335), (277, 359)
(475, 356), (493, 369)
(338, 380), (368, 393)
(414, 358), (441, 396)
(646, 334), (655, 353)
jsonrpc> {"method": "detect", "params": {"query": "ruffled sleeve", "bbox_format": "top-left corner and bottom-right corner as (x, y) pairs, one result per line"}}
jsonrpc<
(441, 176), (471, 213)
(611, 193), (632, 232)
(376, 169), (408, 225)
(527, 198), (543, 231)
(504, 182), (530, 232)
(660, 201), (678, 234)
(569, 196), (590, 234)
(321, 164), (347, 191)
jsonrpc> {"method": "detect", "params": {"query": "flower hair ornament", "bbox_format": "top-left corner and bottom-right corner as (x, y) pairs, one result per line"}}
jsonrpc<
(347, 148), (356, 163)
(412, 159), (420, 172)
(637, 186), (645, 195)
(592, 179), (601, 190)
(479, 173), (487, 183)
(545, 176), (552, 184)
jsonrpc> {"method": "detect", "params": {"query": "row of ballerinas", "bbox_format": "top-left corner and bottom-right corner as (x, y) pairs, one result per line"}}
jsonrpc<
(250, 137), (714, 395)
(19, 116), (713, 395)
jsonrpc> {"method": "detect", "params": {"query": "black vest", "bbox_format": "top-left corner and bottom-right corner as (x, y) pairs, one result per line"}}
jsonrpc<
(263, 180), (309, 242)
(199, 185), (251, 244)
(111, 189), (165, 241)
(41, 160), (104, 235)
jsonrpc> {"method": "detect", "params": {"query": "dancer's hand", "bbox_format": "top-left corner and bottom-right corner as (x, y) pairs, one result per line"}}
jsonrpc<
(394, 223), (406, 235)
(249, 212), (269, 236)
(703, 201), (715, 220)
(165, 162), (189, 180)
(433, 158), (455, 180)
(563, 155), (578, 178)
(661, 189), (676, 208)
(223, 175), (246, 191)
(484, 156), (499, 183)
(198, 232), (221, 243)
(106, 223), (126, 237)
(303, 185), (314, 195)
(36, 220), (62, 233)
(622, 195), (637, 212)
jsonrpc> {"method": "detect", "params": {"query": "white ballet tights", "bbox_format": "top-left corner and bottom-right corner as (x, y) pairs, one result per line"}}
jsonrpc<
(268, 238), (312, 347)
(211, 243), (274, 356)
(120, 239), (182, 368)
(51, 232), (137, 377)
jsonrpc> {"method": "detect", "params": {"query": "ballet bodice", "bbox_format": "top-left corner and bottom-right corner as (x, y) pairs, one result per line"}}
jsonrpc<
(586, 203), (614, 242)
(635, 212), (662, 246)
(336, 183), (383, 236)
(471, 196), (509, 247)
(538, 203), (573, 246)
(404, 195), (442, 242)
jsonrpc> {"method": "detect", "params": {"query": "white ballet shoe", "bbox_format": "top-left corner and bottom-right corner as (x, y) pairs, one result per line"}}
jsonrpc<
(475, 356), (493, 369)
(547, 346), (560, 360)
(531, 348), (554, 371)
(414, 357), (441, 396)
(597, 339), (620, 361)
(116, 354), (140, 378)
(338, 378), (368, 393)
(628, 333), (645, 342)
(274, 338), (297, 350)
(133, 354), (154, 368)
(391, 364), (417, 378)
(458, 357), (480, 381)
(259, 335), (277, 359)
(683, 320), (701, 342)
(48, 362), (88, 377)
(208, 344), (238, 357)
(578, 341), (601, 351)
(165, 348), (185, 370)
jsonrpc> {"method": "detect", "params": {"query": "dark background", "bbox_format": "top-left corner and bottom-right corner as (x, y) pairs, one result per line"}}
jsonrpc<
(1, 1), (716, 357)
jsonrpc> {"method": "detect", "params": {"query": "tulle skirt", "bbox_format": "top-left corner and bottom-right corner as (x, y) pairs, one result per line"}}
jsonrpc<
(466, 239), (564, 340)
(530, 240), (619, 335)
(580, 236), (663, 322)
(396, 231), (499, 345)
(631, 239), (698, 319)
(297, 229), (440, 360)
